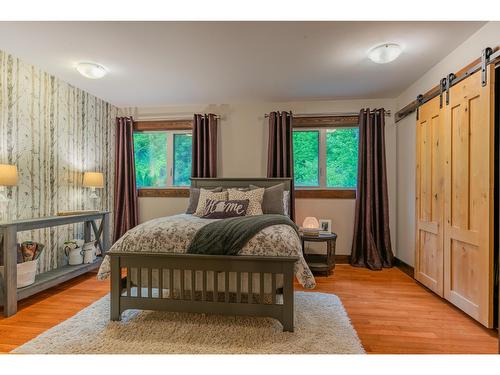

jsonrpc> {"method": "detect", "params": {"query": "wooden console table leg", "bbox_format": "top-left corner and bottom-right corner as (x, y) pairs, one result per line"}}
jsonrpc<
(2, 225), (18, 317)
(83, 220), (92, 243)
(102, 213), (110, 253)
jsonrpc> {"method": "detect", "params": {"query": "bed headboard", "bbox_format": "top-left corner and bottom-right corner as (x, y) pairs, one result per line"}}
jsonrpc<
(190, 177), (292, 215)
(190, 177), (292, 192)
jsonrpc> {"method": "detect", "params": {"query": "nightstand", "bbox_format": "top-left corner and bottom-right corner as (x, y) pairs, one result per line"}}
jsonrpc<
(300, 233), (337, 276)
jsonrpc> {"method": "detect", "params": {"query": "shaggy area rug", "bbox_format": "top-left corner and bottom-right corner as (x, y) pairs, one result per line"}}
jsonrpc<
(13, 291), (364, 354)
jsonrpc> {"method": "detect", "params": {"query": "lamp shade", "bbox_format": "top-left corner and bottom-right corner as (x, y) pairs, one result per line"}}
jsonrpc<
(82, 172), (104, 188)
(302, 216), (319, 229)
(0, 164), (18, 186)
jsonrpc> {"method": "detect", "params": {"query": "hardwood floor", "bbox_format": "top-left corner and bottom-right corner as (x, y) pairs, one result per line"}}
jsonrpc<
(0, 265), (497, 354)
(296, 266), (498, 354)
(0, 272), (109, 353)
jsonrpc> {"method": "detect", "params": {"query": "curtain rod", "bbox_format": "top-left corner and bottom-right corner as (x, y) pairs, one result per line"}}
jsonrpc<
(264, 110), (391, 118)
(135, 114), (222, 121)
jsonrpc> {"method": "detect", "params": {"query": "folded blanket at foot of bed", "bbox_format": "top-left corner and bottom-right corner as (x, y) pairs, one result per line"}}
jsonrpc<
(187, 214), (299, 256)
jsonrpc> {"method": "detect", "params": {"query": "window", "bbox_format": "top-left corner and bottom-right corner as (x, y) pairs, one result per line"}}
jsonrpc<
(173, 134), (193, 186)
(293, 127), (359, 189)
(133, 130), (192, 188)
(293, 130), (319, 187)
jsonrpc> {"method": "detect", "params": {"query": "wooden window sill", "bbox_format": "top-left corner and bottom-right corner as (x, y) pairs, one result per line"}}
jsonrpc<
(138, 188), (190, 198)
(295, 189), (356, 199)
(134, 120), (192, 131)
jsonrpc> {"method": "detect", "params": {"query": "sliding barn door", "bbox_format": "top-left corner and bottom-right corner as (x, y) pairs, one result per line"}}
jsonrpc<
(443, 66), (495, 327)
(415, 96), (444, 296)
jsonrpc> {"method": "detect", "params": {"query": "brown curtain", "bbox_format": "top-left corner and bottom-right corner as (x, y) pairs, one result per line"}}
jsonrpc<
(113, 116), (138, 243)
(192, 114), (218, 178)
(267, 111), (295, 221)
(350, 108), (394, 270)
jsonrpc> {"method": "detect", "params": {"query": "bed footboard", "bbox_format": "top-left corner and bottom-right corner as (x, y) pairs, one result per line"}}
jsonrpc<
(109, 252), (297, 332)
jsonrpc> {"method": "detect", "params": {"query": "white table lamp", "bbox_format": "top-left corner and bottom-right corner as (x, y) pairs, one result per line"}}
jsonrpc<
(0, 164), (18, 203)
(303, 216), (319, 229)
(83, 172), (104, 200)
(302, 216), (320, 236)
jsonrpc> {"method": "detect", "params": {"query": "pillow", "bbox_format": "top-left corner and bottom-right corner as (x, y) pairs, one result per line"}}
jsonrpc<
(202, 199), (249, 219)
(283, 191), (290, 217)
(186, 187), (222, 214)
(228, 188), (265, 216)
(249, 183), (285, 215)
(193, 189), (228, 216)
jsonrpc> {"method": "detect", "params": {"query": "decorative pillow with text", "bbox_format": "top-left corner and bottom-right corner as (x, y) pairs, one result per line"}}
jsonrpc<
(201, 199), (250, 219)
(193, 189), (229, 216)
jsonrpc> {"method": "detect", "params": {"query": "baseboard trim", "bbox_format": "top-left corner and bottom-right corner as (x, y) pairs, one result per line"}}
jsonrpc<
(336, 255), (350, 264)
(394, 257), (414, 278)
(334, 255), (415, 278)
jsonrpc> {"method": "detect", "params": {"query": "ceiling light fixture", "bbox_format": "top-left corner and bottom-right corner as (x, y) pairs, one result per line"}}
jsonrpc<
(368, 43), (402, 64)
(75, 62), (108, 79)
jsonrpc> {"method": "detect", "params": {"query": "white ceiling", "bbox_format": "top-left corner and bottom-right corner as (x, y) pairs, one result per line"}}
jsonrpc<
(0, 21), (486, 107)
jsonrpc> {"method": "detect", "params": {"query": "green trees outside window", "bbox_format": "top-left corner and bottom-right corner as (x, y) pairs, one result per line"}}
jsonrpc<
(292, 127), (358, 189)
(133, 132), (167, 188)
(293, 130), (319, 187)
(133, 131), (192, 188)
(173, 134), (193, 186)
(326, 128), (359, 188)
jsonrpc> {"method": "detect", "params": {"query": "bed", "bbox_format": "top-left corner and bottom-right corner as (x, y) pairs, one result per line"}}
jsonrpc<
(98, 178), (315, 332)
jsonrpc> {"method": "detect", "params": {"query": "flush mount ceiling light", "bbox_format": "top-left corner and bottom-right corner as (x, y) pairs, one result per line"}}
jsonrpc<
(75, 62), (108, 79)
(368, 43), (402, 64)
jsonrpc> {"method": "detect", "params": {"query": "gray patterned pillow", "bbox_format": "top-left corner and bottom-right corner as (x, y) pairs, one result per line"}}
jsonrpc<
(202, 199), (249, 219)
(228, 188), (265, 216)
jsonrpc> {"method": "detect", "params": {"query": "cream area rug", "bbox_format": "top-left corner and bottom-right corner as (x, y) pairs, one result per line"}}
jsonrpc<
(13, 292), (364, 354)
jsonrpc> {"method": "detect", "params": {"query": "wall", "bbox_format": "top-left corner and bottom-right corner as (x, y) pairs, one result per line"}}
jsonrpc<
(395, 21), (500, 266)
(0, 49), (118, 273)
(131, 97), (397, 256)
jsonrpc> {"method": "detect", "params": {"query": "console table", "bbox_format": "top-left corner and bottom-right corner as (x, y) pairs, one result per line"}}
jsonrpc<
(0, 211), (110, 317)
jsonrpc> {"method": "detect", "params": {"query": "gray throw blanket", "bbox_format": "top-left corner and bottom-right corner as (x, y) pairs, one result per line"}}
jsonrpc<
(187, 214), (299, 255)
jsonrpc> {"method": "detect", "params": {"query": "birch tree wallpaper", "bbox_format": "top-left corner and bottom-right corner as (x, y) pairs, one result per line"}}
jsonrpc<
(0, 49), (118, 273)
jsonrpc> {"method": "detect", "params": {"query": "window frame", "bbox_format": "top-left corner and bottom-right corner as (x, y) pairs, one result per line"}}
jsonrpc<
(292, 120), (359, 199)
(133, 120), (192, 197)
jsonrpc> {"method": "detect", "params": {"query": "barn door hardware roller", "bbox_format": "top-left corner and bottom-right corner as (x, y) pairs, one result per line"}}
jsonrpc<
(416, 94), (424, 120)
(439, 77), (447, 108)
(481, 47), (493, 87)
(445, 73), (456, 106)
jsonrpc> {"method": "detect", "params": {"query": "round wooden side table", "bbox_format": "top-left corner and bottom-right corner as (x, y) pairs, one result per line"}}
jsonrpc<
(300, 233), (337, 276)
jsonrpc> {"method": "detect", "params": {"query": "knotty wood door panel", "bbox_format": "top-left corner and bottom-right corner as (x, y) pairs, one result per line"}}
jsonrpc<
(443, 67), (495, 328)
(415, 96), (444, 296)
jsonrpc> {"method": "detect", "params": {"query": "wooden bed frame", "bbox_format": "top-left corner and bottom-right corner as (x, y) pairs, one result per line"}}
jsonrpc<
(110, 177), (298, 332)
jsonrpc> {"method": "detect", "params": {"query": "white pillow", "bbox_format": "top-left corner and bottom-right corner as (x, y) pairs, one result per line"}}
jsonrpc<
(194, 189), (228, 217)
(228, 188), (265, 216)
